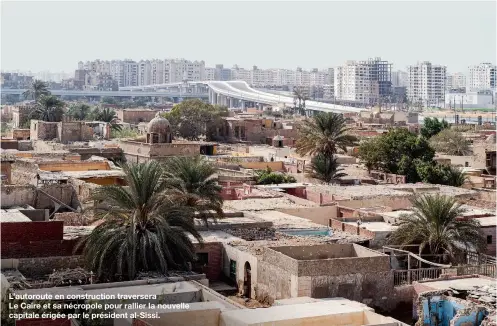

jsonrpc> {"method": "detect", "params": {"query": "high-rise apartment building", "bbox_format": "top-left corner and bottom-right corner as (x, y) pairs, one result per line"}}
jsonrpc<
(138, 60), (152, 86)
(391, 70), (408, 87)
(163, 59), (205, 83)
(334, 58), (391, 104)
(214, 64), (232, 81)
(467, 63), (496, 92)
(150, 59), (164, 85)
(407, 61), (446, 106)
(446, 72), (466, 91)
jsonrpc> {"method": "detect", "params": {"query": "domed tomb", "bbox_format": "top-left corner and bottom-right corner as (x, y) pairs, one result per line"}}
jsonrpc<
(146, 113), (172, 144)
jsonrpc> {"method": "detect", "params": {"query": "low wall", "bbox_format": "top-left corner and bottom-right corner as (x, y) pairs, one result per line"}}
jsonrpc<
(278, 206), (337, 226)
(240, 161), (285, 171)
(17, 256), (84, 277)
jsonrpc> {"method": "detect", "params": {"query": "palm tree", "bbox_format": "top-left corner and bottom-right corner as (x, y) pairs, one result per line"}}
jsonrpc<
(23, 79), (50, 100)
(162, 156), (223, 225)
(296, 112), (358, 157)
(78, 161), (202, 281)
(307, 153), (347, 184)
(293, 87), (304, 109)
(388, 194), (485, 263)
(444, 166), (468, 187)
(91, 106), (121, 131)
(67, 103), (92, 121)
(30, 95), (65, 122)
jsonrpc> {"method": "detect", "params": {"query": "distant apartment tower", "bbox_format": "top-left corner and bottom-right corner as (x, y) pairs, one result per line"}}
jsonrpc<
(365, 57), (392, 98)
(109, 60), (138, 87)
(150, 59), (164, 85)
(446, 72), (466, 91)
(214, 64), (232, 81)
(163, 59), (205, 83)
(467, 63), (496, 91)
(138, 60), (152, 86)
(407, 61), (446, 106)
(391, 70), (408, 87)
(204, 67), (215, 81)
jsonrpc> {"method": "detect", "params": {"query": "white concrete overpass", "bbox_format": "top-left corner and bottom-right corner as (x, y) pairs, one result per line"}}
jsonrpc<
(3, 81), (364, 113)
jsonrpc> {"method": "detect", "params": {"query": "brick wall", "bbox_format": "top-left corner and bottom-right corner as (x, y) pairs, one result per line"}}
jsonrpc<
(1, 221), (63, 242)
(194, 242), (223, 281)
(11, 129), (31, 140)
(330, 218), (344, 230)
(16, 319), (71, 326)
(1, 239), (80, 259)
(220, 187), (238, 200)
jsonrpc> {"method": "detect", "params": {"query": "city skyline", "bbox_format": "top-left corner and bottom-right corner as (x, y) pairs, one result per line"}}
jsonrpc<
(1, 1), (495, 73)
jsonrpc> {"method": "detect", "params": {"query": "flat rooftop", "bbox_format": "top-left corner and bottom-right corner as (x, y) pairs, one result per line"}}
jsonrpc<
(308, 184), (476, 200)
(474, 216), (497, 227)
(346, 221), (398, 232)
(220, 299), (370, 325)
(270, 243), (385, 260)
(420, 277), (496, 292)
(187, 230), (244, 244)
(251, 210), (327, 230)
(0, 209), (31, 222)
(223, 197), (316, 211)
(13, 280), (200, 298)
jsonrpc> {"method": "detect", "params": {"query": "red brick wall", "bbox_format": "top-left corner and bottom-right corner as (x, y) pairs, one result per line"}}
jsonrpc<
(338, 206), (357, 218)
(194, 242), (223, 281)
(330, 219), (344, 231)
(1, 221), (63, 243)
(220, 187), (238, 200)
(305, 190), (322, 204)
(343, 223), (360, 235)
(2, 239), (80, 258)
(16, 319), (71, 326)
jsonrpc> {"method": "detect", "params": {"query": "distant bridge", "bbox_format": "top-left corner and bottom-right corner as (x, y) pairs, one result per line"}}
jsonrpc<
(0, 88), (209, 98)
(3, 81), (365, 113)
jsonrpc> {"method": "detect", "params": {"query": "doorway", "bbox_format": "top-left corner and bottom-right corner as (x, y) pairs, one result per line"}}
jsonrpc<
(243, 261), (251, 298)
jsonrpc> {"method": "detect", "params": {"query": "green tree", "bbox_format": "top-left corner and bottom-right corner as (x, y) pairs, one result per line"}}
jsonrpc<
(91, 106), (122, 131)
(100, 96), (119, 105)
(416, 162), (468, 187)
(307, 153), (347, 184)
(296, 112), (358, 157)
(23, 79), (50, 100)
(163, 100), (228, 141)
(79, 161), (202, 281)
(420, 117), (449, 138)
(162, 156), (224, 224)
(429, 129), (471, 156)
(293, 86), (309, 116)
(255, 167), (297, 185)
(357, 128), (434, 182)
(67, 103), (92, 121)
(30, 95), (65, 122)
(388, 194), (485, 262)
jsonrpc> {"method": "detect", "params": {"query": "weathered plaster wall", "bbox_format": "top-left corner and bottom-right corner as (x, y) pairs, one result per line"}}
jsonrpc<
(278, 206), (338, 226)
(222, 244), (259, 299)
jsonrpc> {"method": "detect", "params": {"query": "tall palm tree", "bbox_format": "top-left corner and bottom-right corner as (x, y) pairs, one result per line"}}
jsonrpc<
(163, 156), (223, 225)
(67, 103), (92, 121)
(30, 95), (65, 122)
(296, 112), (358, 157)
(91, 106), (121, 131)
(23, 79), (50, 100)
(78, 161), (202, 281)
(307, 153), (347, 184)
(388, 194), (485, 263)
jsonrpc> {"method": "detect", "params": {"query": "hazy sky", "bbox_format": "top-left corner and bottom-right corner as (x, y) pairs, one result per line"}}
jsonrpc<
(1, 0), (496, 73)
